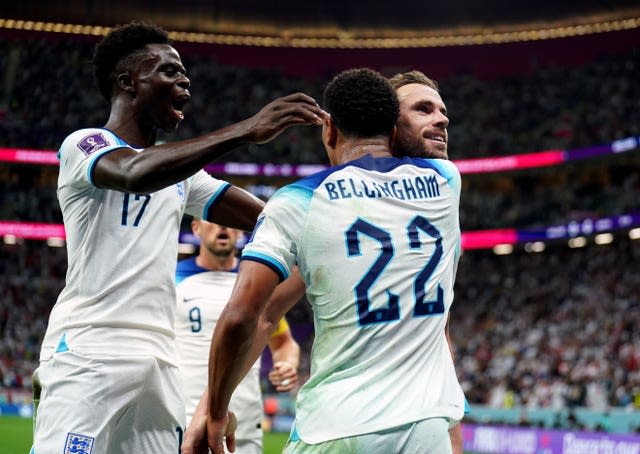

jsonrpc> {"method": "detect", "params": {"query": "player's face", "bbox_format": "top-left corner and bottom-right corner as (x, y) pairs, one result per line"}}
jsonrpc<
(393, 83), (449, 159)
(132, 44), (191, 132)
(195, 221), (242, 258)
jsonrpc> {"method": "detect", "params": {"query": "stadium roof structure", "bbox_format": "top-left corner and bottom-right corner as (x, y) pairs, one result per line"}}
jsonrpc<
(2, 0), (640, 48)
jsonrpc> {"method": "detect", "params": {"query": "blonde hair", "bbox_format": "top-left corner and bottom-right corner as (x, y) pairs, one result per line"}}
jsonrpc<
(388, 70), (439, 91)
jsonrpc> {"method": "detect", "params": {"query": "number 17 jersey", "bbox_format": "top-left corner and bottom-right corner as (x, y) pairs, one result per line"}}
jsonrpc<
(40, 128), (230, 365)
(242, 155), (465, 444)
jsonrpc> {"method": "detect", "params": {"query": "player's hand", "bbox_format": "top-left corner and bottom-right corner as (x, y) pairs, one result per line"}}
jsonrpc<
(268, 360), (298, 392)
(241, 93), (328, 144)
(182, 411), (209, 454)
(207, 411), (238, 454)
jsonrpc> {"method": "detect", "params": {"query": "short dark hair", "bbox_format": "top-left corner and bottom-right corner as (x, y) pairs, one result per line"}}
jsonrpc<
(323, 68), (399, 139)
(93, 22), (170, 101)
(388, 70), (439, 91)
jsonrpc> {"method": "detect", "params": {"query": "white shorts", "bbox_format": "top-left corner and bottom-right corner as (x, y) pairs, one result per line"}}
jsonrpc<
(283, 417), (451, 454)
(32, 349), (185, 454)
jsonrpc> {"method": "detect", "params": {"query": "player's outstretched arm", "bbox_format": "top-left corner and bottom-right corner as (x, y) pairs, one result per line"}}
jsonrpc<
(93, 93), (326, 194)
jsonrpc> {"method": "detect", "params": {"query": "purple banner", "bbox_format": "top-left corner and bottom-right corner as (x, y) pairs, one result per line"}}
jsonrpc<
(517, 212), (640, 242)
(463, 424), (640, 454)
(565, 136), (639, 162)
(204, 162), (327, 177)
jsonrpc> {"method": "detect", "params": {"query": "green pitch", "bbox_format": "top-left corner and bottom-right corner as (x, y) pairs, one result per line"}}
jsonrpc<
(1, 416), (33, 454)
(0, 416), (289, 454)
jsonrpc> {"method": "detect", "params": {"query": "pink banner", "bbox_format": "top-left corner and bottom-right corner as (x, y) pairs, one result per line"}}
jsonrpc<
(0, 221), (66, 240)
(0, 148), (59, 165)
(461, 229), (518, 250)
(454, 150), (564, 174)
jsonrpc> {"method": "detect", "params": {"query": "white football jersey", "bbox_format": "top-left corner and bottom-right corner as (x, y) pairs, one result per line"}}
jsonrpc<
(40, 128), (230, 365)
(242, 155), (465, 443)
(175, 257), (262, 441)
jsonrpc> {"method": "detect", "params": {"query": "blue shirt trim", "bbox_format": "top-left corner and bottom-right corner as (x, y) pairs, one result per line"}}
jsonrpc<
(464, 396), (471, 415)
(240, 252), (288, 282)
(175, 256), (239, 284)
(55, 333), (69, 353)
(77, 129), (139, 187)
(203, 183), (232, 220)
(288, 421), (301, 442)
(87, 147), (127, 187)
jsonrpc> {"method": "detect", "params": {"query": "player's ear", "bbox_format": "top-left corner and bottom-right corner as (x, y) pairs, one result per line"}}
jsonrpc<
(191, 218), (200, 236)
(116, 71), (135, 96)
(323, 117), (338, 150)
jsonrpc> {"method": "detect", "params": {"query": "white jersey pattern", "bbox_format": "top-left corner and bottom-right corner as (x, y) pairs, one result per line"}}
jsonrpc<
(175, 257), (262, 442)
(242, 155), (465, 444)
(41, 128), (230, 365)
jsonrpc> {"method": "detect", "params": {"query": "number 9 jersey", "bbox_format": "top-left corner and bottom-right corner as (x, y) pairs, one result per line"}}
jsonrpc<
(242, 154), (465, 444)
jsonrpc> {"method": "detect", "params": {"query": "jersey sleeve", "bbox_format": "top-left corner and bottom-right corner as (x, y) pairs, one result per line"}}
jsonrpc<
(57, 128), (131, 189)
(430, 158), (462, 197)
(184, 170), (231, 219)
(241, 185), (310, 282)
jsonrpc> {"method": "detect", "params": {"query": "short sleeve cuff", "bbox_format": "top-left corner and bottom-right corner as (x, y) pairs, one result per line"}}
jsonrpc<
(202, 182), (232, 219)
(241, 252), (289, 282)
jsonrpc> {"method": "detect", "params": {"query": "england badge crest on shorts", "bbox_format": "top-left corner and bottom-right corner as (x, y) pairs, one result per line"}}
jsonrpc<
(64, 432), (94, 454)
(175, 182), (186, 201)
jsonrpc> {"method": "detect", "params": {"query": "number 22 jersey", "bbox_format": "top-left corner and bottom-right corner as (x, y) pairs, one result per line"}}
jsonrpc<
(242, 154), (465, 443)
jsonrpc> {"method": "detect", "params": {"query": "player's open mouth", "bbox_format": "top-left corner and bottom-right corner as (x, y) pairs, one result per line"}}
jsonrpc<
(171, 104), (185, 121)
(172, 96), (189, 121)
(427, 135), (446, 143)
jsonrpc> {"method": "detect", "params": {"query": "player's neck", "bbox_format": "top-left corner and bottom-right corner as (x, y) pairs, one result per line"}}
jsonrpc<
(333, 137), (392, 165)
(104, 100), (158, 148)
(196, 252), (237, 272)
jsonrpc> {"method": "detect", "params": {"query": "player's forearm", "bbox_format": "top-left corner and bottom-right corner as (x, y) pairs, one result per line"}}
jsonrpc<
(207, 307), (259, 419)
(230, 316), (273, 388)
(449, 422), (463, 454)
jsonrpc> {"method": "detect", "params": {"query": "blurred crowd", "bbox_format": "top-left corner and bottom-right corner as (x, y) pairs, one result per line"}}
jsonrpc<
(0, 33), (639, 430)
(0, 241), (66, 391)
(0, 36), (639, 163)
(453, 238), (640, 413)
